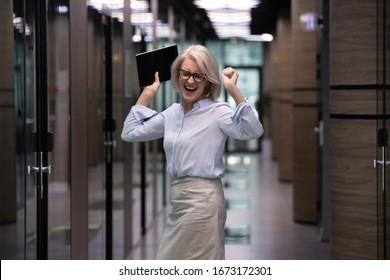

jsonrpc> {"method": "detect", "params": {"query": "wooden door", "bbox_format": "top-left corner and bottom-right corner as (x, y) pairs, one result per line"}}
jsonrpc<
(329, 0), (387, 259)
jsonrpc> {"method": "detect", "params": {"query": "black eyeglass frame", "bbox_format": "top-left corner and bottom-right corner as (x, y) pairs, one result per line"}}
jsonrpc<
(178, 68), (206, 83)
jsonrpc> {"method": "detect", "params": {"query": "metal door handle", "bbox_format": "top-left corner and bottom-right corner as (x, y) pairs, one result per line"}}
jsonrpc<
(373, 159), (390, 168)
(314, 121), (323, 146)
(28, 165), (51, 174)
(374, 146), (389, 192)
(27, 152), (51, 198)
(104, 140), (117, 147)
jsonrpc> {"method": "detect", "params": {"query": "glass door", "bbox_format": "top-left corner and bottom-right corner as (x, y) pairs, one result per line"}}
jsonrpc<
(103, 13), (115, 260)
(28, 0), (73, 259)
(0, 0), (73, 260)
(0, 0), (35, 260)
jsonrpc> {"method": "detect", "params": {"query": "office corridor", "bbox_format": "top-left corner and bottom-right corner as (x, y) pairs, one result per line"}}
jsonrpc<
(3, 0), (390, 262)
(127, 139), (330, 260)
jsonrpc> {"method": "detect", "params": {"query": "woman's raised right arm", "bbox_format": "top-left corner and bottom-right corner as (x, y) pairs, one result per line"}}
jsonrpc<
(136, 72), (160, 107)
(121, 72), (164, 142)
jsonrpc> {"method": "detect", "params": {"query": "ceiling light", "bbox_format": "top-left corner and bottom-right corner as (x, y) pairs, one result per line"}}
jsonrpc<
(195, 0), (261, 41)
(207, 11), (251, 24)
(246, 34), (273, 42)
(194, 0), (260, 10)
(214, 25), (250, 38)
(87, 0), (149, 13)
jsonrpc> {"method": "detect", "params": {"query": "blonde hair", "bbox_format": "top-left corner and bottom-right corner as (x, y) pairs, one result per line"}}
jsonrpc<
(171, 45), (221, 100)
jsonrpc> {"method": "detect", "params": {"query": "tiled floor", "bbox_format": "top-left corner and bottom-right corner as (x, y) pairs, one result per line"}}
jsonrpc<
(127, 139), (330, 260)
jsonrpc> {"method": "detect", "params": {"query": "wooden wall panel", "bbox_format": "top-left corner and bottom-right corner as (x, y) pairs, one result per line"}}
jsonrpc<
(277, 10), (293, 90)
(329, 0), (384, 259)
(293, 106), (321, 223)
(273, 6), (293, 181)
(70, 0), (89, 259)
(291, 0), (318, 88)
(329, 0), (377, 85)
(277, 92), (293, 181)
(291, 0), (322, 223)
(329, 119), (378, 259)
(293, 90), (321, 105)
(330, 90), (376, 115)
(270, 95), (279, 160)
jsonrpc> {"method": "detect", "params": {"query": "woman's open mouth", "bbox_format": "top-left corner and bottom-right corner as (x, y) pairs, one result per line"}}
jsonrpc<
(184, 84), (197, 92)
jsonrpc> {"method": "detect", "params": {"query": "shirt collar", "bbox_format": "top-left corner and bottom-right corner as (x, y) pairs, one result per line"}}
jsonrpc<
(197, 98), (214, 108)
(180, 98), (214, 112)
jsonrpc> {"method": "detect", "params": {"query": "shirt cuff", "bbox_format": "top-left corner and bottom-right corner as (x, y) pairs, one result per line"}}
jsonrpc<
(231, 102), (251, 124)
(132, 105), (158, 121)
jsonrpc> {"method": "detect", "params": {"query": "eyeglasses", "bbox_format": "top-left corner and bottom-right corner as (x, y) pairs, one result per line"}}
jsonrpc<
(178, 69), (206, 83)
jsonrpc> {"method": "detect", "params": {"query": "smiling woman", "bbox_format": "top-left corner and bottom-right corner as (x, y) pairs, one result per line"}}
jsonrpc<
(121, 44), (263, 260)
(171, 45), (221, 105)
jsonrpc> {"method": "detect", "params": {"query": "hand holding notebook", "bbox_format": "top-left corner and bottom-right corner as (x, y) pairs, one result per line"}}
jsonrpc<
(136, 45), (178, 87)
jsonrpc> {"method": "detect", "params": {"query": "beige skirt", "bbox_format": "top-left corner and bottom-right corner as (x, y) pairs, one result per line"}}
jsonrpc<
(156, 177), (227, 260)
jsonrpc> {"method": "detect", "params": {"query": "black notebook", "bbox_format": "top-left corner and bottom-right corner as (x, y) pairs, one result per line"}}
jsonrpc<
(136, 45), (178, 87)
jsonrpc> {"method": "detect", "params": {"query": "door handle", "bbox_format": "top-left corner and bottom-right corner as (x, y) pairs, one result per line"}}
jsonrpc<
(374, 146), (388, 192)
(27, 152), (51, 199)
(103, 140), (117, 147)
(373, 159), (390, 168)
(28, 165), (51, 174)
(314, 120), (323, 146)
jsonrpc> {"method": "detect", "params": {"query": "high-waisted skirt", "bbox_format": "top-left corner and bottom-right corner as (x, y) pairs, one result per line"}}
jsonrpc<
(156, 176), (227, 260)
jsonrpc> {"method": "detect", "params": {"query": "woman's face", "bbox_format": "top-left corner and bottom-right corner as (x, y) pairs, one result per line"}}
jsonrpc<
(178, 58), (210, 112)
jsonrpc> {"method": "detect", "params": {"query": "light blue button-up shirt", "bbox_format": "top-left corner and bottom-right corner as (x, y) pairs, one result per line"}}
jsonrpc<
(121, 98), (263, 178)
